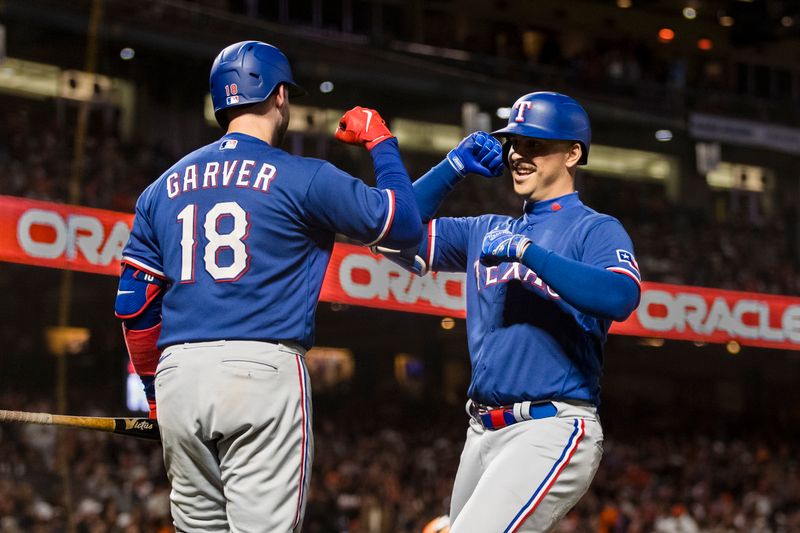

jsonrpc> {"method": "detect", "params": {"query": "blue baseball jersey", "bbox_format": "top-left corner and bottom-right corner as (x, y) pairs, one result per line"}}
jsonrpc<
(423, 192), (640, 406)
(123, 132), (399, 349)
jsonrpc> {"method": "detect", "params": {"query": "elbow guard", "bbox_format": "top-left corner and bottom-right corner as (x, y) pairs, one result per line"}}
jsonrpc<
(115, 264), (165, 321)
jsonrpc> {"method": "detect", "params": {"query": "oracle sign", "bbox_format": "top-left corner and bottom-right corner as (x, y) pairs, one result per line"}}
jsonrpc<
(611, 283), (800, 350)
(338, 251), (465, 311)
(17, 209), (130, 266)
(638, 290), (800, 343)
(0, 196), (133, 276)
(2, 196), (800, 351)
(320, 243), (467, 318)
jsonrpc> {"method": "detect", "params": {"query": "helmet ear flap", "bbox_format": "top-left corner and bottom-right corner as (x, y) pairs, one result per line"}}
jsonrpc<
(502, 140), (512, 168)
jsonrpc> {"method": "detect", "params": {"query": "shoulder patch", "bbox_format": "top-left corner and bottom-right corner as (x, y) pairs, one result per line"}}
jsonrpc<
(616, 249), (640, 274)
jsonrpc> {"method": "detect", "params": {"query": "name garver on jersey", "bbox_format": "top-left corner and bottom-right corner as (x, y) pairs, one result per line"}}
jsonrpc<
(165, 158), (278, 198)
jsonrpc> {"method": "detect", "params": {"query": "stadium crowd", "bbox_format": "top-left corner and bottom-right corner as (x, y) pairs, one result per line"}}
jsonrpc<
(2, 392), (800, 532)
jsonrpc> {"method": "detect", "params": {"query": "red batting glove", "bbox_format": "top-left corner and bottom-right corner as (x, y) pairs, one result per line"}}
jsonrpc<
(335, 106), (393, 150)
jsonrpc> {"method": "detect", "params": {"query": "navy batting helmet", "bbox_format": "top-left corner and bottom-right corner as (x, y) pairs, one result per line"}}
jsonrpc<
(492, 92), (591, 165)
(209, 40), (306, 127)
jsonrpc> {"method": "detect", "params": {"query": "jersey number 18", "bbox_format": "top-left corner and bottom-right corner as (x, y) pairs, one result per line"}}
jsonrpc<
(176, 201), (249, 282)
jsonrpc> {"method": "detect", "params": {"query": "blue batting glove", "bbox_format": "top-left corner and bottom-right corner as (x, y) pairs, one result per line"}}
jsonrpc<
(446, 131), (504, 178)
(480, 228), (531, 266)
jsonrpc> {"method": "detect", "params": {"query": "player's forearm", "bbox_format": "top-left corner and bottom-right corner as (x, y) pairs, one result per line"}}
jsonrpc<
(370, 138), (422, 248)
(520, 244), (640, 321)
(413, 159), (462, 223)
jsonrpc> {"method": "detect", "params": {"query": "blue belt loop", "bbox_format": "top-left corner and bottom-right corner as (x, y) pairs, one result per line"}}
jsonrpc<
(530, 402), (558, 420)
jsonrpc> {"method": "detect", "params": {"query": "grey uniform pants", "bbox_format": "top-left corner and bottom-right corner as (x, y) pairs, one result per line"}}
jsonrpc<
(450, 400), (603, 533)
(155, 340), (313, 533)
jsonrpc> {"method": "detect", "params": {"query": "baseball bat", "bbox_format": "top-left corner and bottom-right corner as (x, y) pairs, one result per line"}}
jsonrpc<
(0, 409), (161, 441)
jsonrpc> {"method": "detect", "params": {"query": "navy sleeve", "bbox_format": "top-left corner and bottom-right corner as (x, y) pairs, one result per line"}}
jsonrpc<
(304, 138), (421, 248)
(122, 188), (165, 278)
(413, 159), (462, 223)
(520, 237), (641, 321)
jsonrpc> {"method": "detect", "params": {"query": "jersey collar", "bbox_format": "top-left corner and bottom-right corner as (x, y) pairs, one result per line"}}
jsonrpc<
(523, 191), (581, 220)
(221, 132), (273, 147)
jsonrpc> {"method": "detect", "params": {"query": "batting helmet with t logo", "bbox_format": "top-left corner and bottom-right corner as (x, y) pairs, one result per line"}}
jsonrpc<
(492, 92), (591, 165)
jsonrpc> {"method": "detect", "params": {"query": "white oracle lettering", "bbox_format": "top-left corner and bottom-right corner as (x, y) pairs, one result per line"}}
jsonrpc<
(203, 162), (220, 188)
(758, 302), (785, 341)
(782, 306), (800, 343)
(221, 160), (240, 186)
(484, 265), (499, 286)
(16, 208), (131, 266)
(500, 262), (521, 281)
(166, 172), (180, 198)
(338, 252), (466, 311)
(699, 298), (738, 337)
(546, 286), (560, 299)
(636, 290), (800, 347)
(66, 214), (104, 263)
(17, 208), (67, 259)
(435, 272), (468, 310)
(253, 163), (278, 192)
(636, 290), (675, 332)
(236, 160), (256, 187)
(339, 253), (384, 300)
(675, 292), (707, 333)
(98, 221), (131, 265)
(514, 101), (533, 122)
(182, 164), (199, 192)
(731, 299), (761, 339)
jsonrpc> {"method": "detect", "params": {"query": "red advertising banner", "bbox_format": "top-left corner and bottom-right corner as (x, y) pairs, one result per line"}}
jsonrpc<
(1, 196), (799, 350)
(610, 282), (800, 350)
(319, 242), (468, 317)
(0, 196), (133, 276)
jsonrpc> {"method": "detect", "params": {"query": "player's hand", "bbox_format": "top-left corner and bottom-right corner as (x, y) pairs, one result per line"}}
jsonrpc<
(335, 106), (394, 150)
(480, 228), (531, 266)
(140, 375), (157, 419)
(446, 131), (504, 178)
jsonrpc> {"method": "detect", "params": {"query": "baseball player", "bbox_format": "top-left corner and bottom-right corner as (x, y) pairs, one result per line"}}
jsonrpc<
(114, 40), (421, 532)
(381, 92), (641, 532)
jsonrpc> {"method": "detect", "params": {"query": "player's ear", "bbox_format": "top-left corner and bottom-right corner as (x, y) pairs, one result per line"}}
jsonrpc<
(565, 142), (582, 169)
(274, 84), (288, 109)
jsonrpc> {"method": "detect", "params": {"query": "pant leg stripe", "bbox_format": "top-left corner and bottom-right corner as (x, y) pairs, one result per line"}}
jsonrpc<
(292, 355), (310, 528)
(504, 418), (586, 533)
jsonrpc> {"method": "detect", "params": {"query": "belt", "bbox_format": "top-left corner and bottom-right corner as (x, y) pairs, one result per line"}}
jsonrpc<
(468, 400), (557, 430)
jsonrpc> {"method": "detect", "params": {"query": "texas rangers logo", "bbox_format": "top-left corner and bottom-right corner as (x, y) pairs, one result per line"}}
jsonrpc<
(513, 100), (534, 122)
(616, 249), (640, 273)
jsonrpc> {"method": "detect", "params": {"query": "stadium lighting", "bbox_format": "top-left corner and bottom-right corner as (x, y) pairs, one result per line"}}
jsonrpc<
(496, 107), (511, 119)
(658, 28), (675, 43)
(639, 338), (665, 347)
(697, 38), (713, 51)
(719, 15), (735, 27)
(781, 16), (794, 28)
(617, 0), (632, 8)
(682, 7), (697, 19)
(726, 340), (741, 355)
(441, 317), (456, 330)
(655, 129), (673, 142)
(120, 47), (135, 60)
(319, 81), (334, 93)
